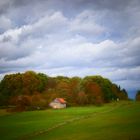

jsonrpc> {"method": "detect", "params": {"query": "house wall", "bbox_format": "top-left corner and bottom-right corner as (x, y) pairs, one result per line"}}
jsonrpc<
(49, 102), (66, 109)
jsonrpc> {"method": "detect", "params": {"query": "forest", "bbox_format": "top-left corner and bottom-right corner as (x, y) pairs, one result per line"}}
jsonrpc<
(0, 71), (128, 111)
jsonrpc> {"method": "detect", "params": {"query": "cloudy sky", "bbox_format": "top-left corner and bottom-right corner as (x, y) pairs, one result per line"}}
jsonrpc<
(0, 0), (140, 98)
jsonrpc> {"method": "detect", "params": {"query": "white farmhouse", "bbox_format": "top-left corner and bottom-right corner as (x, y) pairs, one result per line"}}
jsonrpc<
(49, 98), (66, 109)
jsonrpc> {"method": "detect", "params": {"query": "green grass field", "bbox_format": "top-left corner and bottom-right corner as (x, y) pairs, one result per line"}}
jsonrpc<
(0, 101), (140, 140)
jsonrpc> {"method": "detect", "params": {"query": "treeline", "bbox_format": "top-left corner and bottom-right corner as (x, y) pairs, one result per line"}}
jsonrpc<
(0, 71), (128, 111)
(136, 90), (140, 101)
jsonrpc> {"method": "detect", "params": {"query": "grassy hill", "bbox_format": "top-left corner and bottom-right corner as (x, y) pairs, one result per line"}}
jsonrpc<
(0, 101), (140, 140)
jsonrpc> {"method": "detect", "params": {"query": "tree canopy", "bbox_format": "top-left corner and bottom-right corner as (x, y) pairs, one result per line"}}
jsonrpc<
(0, 71), (128, 110)
(135, 90), (140, 101)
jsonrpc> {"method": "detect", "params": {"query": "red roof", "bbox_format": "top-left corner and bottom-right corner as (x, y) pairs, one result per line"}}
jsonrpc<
(55, 98), (66, 104)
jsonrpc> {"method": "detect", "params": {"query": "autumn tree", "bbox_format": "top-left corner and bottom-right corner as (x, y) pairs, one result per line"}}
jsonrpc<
(76, 91), (88, 105)
(31, 92), (47, 109)
(67, 77), (81, 105)
(136, 90), (140, 101)
(81, 77), (104, 105)
(8, 95), (31, 112)
(22, 71), (40, 95)
(0, 71), (128, 108)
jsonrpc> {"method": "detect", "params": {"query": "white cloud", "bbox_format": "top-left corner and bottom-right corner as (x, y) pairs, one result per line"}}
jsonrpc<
(0, 15), (12, 31)
(0, 11), (68, 42)
(70, 10), (105, 35)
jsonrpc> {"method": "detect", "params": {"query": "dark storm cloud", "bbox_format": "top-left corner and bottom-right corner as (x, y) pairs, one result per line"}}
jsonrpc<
(78, 0), (133, 10)
(1, 0), (139, 15)
(0, 0), (138, 40)
(0, 0), (11, 14)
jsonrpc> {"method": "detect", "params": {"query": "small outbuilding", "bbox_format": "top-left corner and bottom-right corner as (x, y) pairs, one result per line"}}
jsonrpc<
(49, 98), (66, 109)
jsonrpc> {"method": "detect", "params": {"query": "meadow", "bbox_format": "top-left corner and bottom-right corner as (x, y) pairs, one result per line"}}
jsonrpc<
(0, 101), (140, 140)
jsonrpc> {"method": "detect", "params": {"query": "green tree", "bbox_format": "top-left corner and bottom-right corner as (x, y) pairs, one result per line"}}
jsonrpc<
(37, 73), (49, 92)
(0, 73), (23, 105)
(82, 76), (114, 103)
